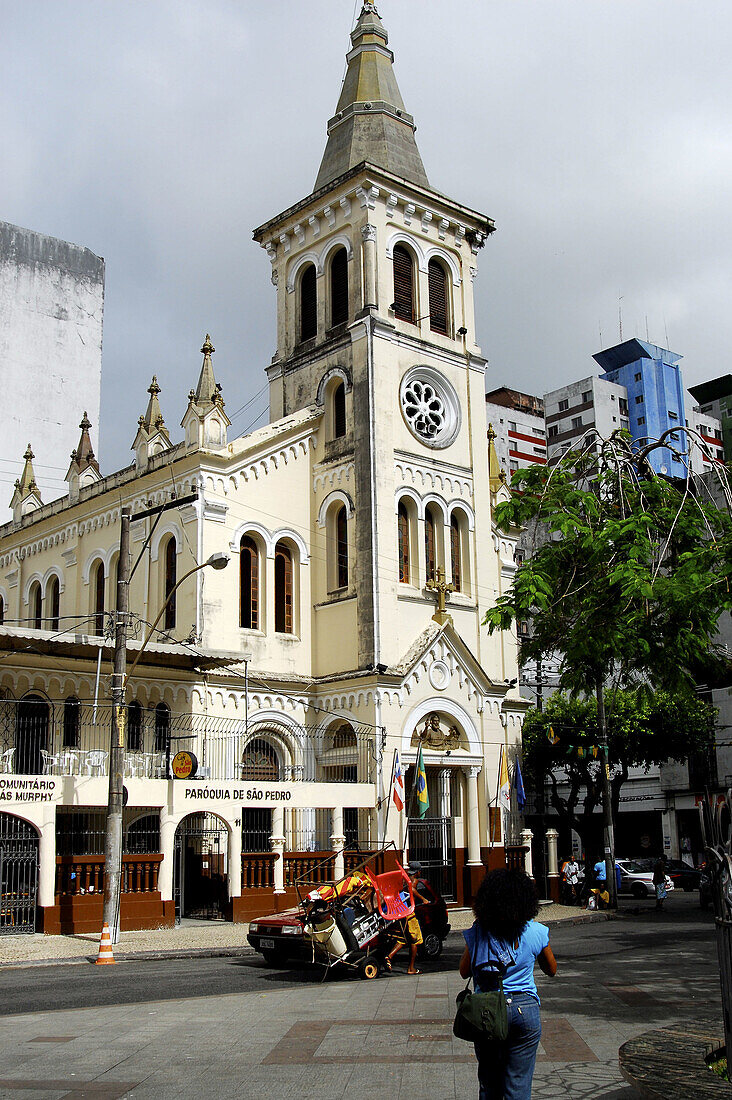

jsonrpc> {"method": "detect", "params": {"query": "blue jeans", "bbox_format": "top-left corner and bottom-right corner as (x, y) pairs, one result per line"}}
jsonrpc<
(474, 992), (541, 1099)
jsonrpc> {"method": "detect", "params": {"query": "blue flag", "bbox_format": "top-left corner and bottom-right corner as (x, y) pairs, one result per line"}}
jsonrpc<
(514, 757), (526, 810)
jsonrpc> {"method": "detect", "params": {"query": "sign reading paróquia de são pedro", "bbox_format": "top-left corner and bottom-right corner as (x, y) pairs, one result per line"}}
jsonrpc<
(0, 778), (58, 803)
(182, 785), (293, 802)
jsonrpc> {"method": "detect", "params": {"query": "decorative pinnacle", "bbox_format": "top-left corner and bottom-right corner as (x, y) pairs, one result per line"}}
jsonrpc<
(201, 334), (215, 357)
(487, 423), (496, 444)
(148, 376), (161, 397)
(24, 444), (34, 462)
(79, 411), (91, 430)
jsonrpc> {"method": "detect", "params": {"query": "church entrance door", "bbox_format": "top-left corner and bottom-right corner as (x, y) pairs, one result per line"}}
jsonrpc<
(174, 813), (228, 923)
(407, 816), (455, 901)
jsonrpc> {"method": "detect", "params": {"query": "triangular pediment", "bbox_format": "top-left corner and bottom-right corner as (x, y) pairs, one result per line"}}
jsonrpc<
(387, 619), (507, 711)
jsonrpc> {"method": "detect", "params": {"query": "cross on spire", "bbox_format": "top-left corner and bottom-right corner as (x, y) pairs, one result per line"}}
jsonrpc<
(426, 566), (454, 625)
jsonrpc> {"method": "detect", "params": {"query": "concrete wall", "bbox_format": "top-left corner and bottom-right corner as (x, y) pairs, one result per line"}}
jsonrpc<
(0, 222), (104, 517)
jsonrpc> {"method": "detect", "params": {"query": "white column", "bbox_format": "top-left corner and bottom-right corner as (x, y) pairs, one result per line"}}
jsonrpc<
(520, 828), (534, 878)
(361, 224), (377, 310)
(464, 766), (482, 866)
(271, 805), (285, 895)
(439, 768), (451, 818)
(331, 805), (346, 882)
(546, 827), (559, 884)
(158, 814), (177, 903)
(37, 816), (56, 910)
(228, 819), (242, 901)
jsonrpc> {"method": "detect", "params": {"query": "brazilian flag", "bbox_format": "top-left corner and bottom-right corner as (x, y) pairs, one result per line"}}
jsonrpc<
(416, 745), (430, 819)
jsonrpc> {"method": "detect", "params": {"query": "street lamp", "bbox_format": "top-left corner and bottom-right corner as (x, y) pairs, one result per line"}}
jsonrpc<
(102, 520), (228, 944)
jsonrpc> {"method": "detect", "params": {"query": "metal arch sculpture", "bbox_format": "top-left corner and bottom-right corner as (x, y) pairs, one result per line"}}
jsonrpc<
(699, 790), (732, 1060)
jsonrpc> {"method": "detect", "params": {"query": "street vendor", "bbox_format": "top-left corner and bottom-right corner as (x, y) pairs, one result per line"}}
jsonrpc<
(384, 863), (429, 975)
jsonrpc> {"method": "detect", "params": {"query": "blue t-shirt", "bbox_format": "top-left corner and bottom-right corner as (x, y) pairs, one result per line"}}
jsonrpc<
(463, 920), (550, 1003)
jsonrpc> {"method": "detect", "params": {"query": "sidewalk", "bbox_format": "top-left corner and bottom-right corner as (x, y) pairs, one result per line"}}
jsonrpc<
(0, 902), (596, 969)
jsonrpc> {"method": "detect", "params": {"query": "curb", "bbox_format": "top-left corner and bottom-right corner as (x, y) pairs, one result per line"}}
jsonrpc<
(0, 945), (256, 972)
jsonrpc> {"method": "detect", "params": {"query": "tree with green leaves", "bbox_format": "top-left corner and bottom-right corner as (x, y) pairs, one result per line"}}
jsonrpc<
(485, 431), (732, 901)
(522, 691), (716, 864)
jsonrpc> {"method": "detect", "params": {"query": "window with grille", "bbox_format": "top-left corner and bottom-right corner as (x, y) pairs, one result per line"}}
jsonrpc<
(333, 381), (346, 438)
(93, 561), (105, 634)
(398, 502), (410, 583)
(425, 509), (436, 583)
(164, 537), (177, 630)
(450, 515), (461, 592)
(241, 738), (279, 782)
(300, 263), (317, 341)
(428, 258), (448, 334)
(392, 244), (414, 322)
(47, 575), (60, 632)
(63, 697), (80, 748)
(240, 536), (259, 629)
(30, 582), (42, 630)
(154, 703), (170, 753)
(330, 247), (348, 327)
(127, 700), (143, 752)
(274, 542), (293, 633)
(336, 505), (348, 588)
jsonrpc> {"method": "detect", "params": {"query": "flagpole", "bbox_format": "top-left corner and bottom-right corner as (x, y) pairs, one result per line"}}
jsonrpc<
(404, 746), (420, 863)
(489, 744), (502, 847)
(381, 747), (398, 845)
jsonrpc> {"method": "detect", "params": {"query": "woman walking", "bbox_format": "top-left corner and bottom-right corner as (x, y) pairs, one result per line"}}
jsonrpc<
(459, 869), (557, 1099)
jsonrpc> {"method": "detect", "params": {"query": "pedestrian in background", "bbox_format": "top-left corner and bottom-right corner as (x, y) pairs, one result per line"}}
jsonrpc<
(653, 855), (668, 911)
(459, 869), (557, 1099)
(561, 856), (581, 905)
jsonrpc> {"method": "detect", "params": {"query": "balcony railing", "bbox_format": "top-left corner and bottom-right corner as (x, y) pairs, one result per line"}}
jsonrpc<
(0, 698), (377, 783)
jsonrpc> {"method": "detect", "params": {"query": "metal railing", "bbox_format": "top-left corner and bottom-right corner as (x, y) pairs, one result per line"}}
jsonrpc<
(0, 698), (377, 784)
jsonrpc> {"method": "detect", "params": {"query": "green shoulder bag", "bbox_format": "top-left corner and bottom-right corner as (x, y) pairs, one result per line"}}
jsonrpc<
(453, 936), (509, 1043)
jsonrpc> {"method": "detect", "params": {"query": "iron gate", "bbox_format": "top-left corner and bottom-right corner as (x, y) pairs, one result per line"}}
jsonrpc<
(0, 814), (38, 934)
(174, 814), (228, 923)
(407, 816), (456, 901)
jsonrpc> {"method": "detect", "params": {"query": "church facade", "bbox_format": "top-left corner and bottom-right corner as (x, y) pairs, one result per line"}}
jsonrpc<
(0, 3), (524, 934)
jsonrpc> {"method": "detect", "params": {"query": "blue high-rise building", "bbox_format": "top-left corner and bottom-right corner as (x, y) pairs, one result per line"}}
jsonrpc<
(593, 338), (686, 476)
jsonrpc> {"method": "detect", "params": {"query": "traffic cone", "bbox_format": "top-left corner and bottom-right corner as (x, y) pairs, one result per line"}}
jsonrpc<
(95, 922), (116, 965)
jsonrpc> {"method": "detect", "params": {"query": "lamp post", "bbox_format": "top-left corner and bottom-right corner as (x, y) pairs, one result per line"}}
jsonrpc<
(101, 544), (228, 943)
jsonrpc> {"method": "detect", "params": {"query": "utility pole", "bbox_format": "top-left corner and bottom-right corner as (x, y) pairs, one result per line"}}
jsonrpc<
(102, 505), (131, 943)
(596, 679), (617, 908)
(534, 655), (549, 899)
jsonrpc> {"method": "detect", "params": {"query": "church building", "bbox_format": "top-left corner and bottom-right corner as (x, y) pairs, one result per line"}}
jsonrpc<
(0, 3), (524, 934)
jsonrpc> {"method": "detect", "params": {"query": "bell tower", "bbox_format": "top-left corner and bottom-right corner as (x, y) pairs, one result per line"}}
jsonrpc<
(253, 3), (497, 673)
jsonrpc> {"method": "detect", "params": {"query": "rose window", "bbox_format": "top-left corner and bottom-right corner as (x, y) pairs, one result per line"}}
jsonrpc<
(399, 366), (461, 449)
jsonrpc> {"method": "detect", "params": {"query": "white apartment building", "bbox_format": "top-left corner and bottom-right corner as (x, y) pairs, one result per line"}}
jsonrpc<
(484, 388), (546, 478)
(544, 376), (628, 462)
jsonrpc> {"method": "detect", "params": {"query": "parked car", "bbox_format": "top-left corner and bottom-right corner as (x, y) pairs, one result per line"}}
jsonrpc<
(632, 857), (701, 892)
(615, 858), (674, 899)
(247, 875), (450, 968)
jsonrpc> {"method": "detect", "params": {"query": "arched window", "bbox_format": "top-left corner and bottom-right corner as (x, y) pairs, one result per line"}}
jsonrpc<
(239, 535), (259, 630)
(450, 514), (462, 592)
(93, 560), (105, 635)
(241, 737), (279, 781)
(428, 258), (449, 335)
(300, 263), (317, 341)
(392, 244), (415, 323)
(333, 381), (346, 438)
(30, 582), (42, 630)
(47, 575), (60, 632)
(332, 723), (357, 749)
(398, 502), (410, 584)
(63, 696), (81, 748)
(425, 508), (437, 584)
(164, 537), (177, 630)
(154, 702), (170, 753)
(336, 504), (348, 589)
(330, 246), (349, 327)
(128, 700), (143, 753)
(274, 541), (294, 634)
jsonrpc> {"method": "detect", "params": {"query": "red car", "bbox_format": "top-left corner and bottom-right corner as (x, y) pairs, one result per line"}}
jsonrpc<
(247, 875), (450, 968)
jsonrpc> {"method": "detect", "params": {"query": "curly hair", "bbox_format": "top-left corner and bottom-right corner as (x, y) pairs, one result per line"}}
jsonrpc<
(473, 869), (539, 944)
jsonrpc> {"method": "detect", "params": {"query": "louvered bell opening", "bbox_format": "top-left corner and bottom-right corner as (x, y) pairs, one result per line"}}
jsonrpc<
(428, 259), (448, 335)
(330, 248), (349, 327)
(392, 245), (414, 323)
(300, 264), (317, 341)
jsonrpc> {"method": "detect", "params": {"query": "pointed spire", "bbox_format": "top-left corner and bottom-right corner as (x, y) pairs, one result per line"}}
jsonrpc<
(142, 375), (166, 433)
(314, 2), (429, 191)
(488, 423), (503, 494)
(10, 444), (43, 517)
(72, 412), (101, 476)
(194, 334), (222, 409)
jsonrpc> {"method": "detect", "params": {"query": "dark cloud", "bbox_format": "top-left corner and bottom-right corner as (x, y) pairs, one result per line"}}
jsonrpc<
(3, 1), (730, 472)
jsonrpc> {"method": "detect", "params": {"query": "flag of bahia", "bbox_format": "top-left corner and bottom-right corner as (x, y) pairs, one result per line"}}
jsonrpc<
(392, 751), (404, 812)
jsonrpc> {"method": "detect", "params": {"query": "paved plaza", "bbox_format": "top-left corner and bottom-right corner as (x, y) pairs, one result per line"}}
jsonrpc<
(0, 895), (720, 1098)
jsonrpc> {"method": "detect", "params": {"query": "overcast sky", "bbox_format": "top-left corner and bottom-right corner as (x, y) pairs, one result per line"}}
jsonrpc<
(3, 0), (731, 482)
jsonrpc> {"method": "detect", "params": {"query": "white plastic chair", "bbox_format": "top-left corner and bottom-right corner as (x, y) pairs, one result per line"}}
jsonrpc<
(0, 748), (14, 774)
(57, 750), (81, 776)
(83, 749), (108, 776)
(40, 748), (59, 775)
(124, 754), (146, 779)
